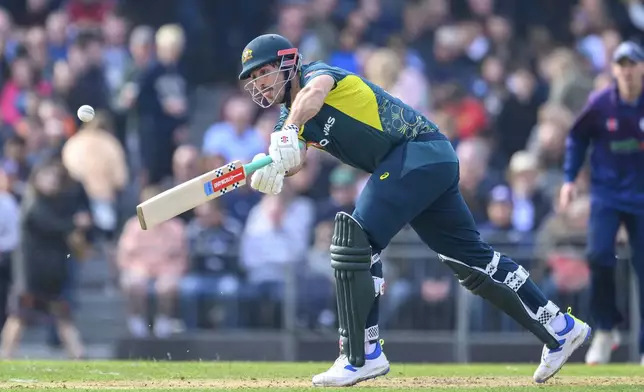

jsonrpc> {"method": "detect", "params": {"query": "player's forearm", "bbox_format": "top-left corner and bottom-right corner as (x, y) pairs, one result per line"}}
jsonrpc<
(563, 135), (589, 183)
(284, 86), (327, 127)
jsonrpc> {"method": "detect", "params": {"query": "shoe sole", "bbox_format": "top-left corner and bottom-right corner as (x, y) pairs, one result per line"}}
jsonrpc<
(535, 325), (592, 384)
(312, 366), (390, 387)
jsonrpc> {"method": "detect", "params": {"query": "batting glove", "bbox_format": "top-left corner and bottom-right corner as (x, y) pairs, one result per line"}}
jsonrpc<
(269, 124), (301, 173)
(250, 153), (284, 195)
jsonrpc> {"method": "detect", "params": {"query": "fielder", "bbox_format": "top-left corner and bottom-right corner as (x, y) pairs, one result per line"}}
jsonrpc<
(238, 34), (591, 387)
(561, 41), (644, 366)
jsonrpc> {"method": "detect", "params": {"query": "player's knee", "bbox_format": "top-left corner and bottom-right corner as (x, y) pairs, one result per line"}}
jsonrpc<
(350, 211), (384, 255)
(330, 212), (372, 270)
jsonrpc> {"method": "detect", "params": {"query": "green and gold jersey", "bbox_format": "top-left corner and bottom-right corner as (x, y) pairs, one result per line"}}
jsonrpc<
(274, 61), (443, 173)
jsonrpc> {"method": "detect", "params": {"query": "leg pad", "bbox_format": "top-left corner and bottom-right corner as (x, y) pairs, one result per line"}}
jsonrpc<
(442, 255), (561, 349)
(331, 212), (374, 367)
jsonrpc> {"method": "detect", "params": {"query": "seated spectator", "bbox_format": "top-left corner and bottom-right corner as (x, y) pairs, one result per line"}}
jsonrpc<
(179, 199), (244, 330)
(116, 185), (188, 338)
(202, 95), (264, 164)
(479, 185), (516, 235)
(239, 184), (314, 328)
(315, 164), (358, 224)
(456, 137), (498, 224)
(1, 161), (87, 359)
(160, 144), (202, 223)
(506, 150), (551, 233)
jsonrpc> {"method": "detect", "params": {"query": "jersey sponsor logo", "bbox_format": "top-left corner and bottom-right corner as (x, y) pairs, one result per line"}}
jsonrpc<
(609, 138), (644, 154)
(319, 116), (335, 147)
(379, 172), (389, 180)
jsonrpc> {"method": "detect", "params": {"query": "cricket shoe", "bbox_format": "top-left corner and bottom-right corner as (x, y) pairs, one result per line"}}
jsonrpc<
(312, 340), (390, 387)
(585, 329), (621, 365)
(533, 308), (592, 383)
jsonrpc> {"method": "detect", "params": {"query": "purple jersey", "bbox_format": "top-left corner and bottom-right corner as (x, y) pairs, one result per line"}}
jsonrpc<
(564, 84), (644, 213)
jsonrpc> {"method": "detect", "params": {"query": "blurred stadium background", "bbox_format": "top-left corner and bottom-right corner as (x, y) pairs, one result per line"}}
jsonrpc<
(0, 0), (641, 363)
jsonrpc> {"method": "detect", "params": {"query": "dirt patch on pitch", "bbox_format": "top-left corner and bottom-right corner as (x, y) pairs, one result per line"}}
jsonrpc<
(3, 376), (644, 389)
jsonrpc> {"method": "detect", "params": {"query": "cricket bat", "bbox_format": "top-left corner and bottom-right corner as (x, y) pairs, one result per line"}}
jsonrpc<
(136, 155), (273, 230)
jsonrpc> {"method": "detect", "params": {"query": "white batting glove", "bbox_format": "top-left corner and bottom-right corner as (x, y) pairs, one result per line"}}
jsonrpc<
(269, 124), (301, 173)
(249, 153), (284, 195)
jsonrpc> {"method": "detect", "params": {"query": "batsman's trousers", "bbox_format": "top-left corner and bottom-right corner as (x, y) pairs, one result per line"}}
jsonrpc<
(587, 198), (644, 353)
(352, 134), (495, 270)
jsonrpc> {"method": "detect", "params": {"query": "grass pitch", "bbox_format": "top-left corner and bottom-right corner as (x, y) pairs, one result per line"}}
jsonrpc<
(0, 361), (643, 391)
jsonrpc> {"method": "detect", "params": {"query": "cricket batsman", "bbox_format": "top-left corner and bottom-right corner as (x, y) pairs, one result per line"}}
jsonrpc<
(561, 41), (644, 366)
(238, 34), (591, 387)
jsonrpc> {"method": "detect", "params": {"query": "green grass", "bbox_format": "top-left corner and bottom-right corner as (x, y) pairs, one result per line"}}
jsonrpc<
(0, 361), (642, 391)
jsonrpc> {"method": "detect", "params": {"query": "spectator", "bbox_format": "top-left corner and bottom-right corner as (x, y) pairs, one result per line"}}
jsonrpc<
(271, 3), (324, 63)
(472, 55), (508, 119)
(300, 219), (336, 329)
(202, 95), (264, 163)
(61, 111), (128, 240)
(240, 185), (314, 327)
(113, 24), (155, 148)
(101, 12), (129, 104)
(540, 48), (594, 114)
(65, 33), (111, 119)
(0, 54), (51, 127)
(179, 199), (243, 330)
(456, 137), (497, 224)
(494, 68), (544, 168)
(506, 150), (551, 233)
(315, 164), (358, 223)
(116, 185), (188, 338)
(45, 10), (69, 62)
(528, 119), (568, 199)
(135, 24), (188, 186)
(1, 134), (31, 201)
(24, 26), (50, 78)
(161, 144), (202, 223)
(0, 160), (87, 359)
(0, 168), (19, 330)
(479, 184), (516, 236)
(534, 194), (591, 309)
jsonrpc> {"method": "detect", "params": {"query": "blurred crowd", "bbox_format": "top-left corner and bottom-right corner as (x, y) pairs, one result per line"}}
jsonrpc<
(0, 0), (641, 350)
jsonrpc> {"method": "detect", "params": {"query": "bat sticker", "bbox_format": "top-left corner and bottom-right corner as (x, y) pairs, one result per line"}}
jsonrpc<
(203, 167), (245, 196)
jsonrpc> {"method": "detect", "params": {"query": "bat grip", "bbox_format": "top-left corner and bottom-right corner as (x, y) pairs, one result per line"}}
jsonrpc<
(243, 155), (274, 174)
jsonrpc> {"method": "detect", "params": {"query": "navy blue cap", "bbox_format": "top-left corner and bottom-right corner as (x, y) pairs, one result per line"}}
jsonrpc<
(612, 41), (644, 63)
(489, 185), (512, 204)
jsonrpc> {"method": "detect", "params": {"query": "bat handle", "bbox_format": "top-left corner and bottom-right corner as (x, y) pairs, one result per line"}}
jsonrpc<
(243, 154), (274, 175)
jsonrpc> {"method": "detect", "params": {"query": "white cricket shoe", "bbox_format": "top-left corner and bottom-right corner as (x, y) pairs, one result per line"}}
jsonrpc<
(534, 309), (592, 383)
(585, 329), (620, 365)
(312, 340), (390, 387)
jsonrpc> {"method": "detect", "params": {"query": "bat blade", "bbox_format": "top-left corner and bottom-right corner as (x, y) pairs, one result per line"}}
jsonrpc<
(136, 160), (246, 230)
